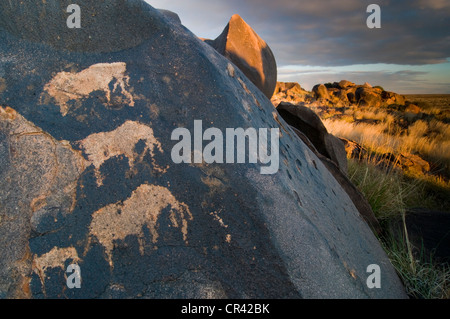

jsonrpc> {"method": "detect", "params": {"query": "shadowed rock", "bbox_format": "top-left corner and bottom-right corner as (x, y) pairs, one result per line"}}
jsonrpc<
(208, 14), (277, 99)
(0, 1), (406, 299)
(276, 102), (348, 175)
(390, 209), (450, 264)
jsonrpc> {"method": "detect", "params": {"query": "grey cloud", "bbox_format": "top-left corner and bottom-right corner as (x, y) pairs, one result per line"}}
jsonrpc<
(218, 0), (450, 66)
(146, 0), (449, 92)
(147, 0), (449, 66)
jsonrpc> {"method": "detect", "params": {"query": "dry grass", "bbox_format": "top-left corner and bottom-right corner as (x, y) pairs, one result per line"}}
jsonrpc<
(322, 96), (450, 298)
(348, 159), (450, 298)
(323, 117), (450, 177)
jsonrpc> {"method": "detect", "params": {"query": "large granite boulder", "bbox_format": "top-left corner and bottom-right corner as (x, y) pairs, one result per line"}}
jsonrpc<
(207, 14), (277, 100)
(0, 1), (406, 299)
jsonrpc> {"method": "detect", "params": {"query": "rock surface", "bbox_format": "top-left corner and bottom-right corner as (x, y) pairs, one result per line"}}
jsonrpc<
(340, 138), (367, 160)
(276, 102), (348, 175)
(289, 125), (381, 234)
(0, 1), (406, 299)
(158, 9), (182, 24)
(207, 14), (277, 99)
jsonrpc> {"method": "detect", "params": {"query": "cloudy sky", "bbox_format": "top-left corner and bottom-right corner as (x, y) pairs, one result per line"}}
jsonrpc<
(146, 0), (450, 94)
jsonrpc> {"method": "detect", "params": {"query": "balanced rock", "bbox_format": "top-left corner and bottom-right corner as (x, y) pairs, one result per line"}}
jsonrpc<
(208, 14), (277, 99)
(0, 1), (406, 299)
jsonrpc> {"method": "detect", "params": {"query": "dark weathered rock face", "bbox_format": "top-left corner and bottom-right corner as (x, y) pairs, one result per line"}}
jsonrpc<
(208, 14), (277, 100)
(276, 102), (348, 175)
(0, 1), (406, 299)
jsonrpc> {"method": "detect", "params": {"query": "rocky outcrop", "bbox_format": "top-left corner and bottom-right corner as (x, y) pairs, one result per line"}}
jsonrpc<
(405, 103), (421, 114)
(390, 153), (431, 175)
(271, 82), (311, 106)
(308, 81), (407, 108)
(0, 1), (406, 299)
(272, 80), (406, 110)
(273, 82), (308, 97)
(206, 14), (277, 99)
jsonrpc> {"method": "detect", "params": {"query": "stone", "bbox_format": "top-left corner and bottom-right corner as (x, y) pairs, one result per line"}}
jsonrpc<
(0, 1), (406, 299)
(289, 126), (381, 234)
(398, 153), (430, 174)
(356, 87), (382, 108)
(271, 82), (311, 106)
(340, 138), (367, 160)
(158, 9), (182, 24)
(273, 82), (306, 96)
(390, 209), (450, 264)
(405, 104), (421, 114)
(338, 80), (355, 89)
(208, 14), (277, 99)
(312, 84), (330, 100)
(276, 102), (348, 174)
